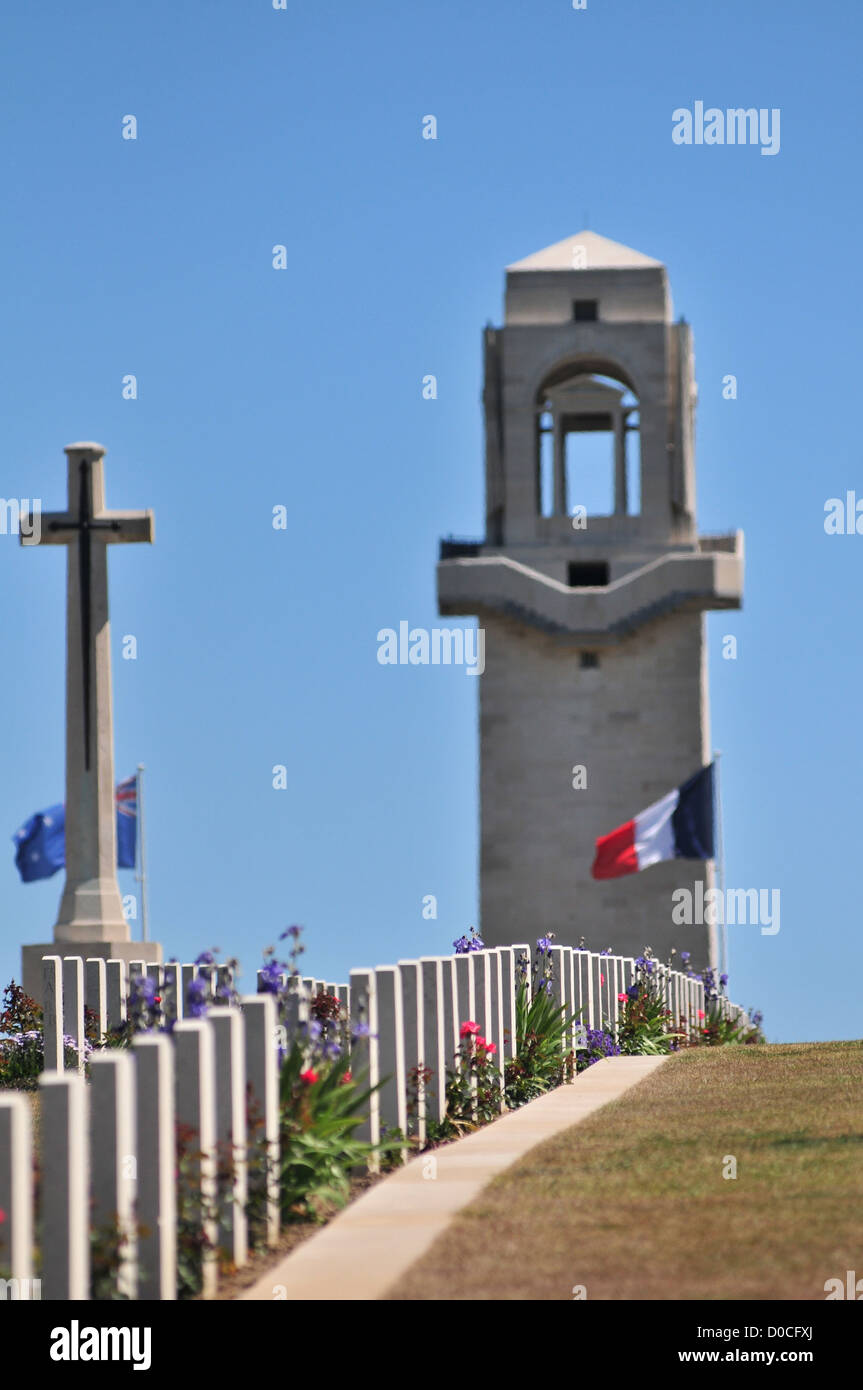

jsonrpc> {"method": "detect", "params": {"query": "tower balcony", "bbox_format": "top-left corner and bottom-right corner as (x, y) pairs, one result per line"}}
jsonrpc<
(437, 532), (743, 643)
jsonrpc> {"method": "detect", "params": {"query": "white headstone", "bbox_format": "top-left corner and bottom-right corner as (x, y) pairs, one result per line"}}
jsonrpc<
(62, 956), (85, 1074)
(41, 956), (64, 1073)
(39, 1072), (89, 1300)
(85, 957), (107, 1044)
(419, 958), (447, 1124)
(397, 960), (424, 1140)
(89, 1050), (137, 1298)
(106, 958), (127, 1032)
(241, 994), (280, 1248)
(161, 963), (183, 1023)
(374, 966), (407, 1145)
(133, 1033), (177, 1299)
(348, 969), (380, 1149)
(0, 1095), (33, 1286)
(496, 946), (517, 1061)
(208, 1007), (248, 1266)
(173, 1019), (218, 1298)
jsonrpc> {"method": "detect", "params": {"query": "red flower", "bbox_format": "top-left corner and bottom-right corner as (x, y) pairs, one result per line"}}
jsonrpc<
(479, 1039), (497, 1056)
(698, 1010), (705, 1019)
(340, 1070), (352, 1084)
(600, 974), (605, 985)
(460, 1020), (480, 1038)
(0, 1208), (6, 1224)
(300, 1068), (319, 1084)
(617, 993), (627, 1002)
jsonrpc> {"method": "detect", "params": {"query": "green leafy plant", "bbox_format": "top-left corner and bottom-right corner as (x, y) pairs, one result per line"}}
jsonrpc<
(436, 1023), (503, 1136)
(277, 1039), (380, 1221)
(616, 954), (678, 1055)
(505, 939), (575, 1107)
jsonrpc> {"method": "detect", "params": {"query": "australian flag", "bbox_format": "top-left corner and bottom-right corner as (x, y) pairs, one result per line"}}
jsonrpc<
(13, 775), (138, 882)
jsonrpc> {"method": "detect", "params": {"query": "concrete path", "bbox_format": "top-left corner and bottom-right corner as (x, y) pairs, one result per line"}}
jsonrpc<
(239, 1054), (667, 1301)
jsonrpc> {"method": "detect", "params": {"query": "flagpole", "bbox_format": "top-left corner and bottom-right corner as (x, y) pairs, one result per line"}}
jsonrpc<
(136, 762), (149, 944)
(713, 749), (727, 978)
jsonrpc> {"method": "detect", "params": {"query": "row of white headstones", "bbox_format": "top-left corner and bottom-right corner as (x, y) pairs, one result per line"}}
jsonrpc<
(0, 949), (736, 1300)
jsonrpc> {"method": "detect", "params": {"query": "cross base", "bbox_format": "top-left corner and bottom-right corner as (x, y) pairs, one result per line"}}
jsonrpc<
(21, 940), (164, 1007)
(53, 876), (131, 943)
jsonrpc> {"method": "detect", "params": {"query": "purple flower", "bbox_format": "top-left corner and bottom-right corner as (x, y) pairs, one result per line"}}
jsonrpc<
(279, 925), (302, 941)
(680, 951), (690, 963)
(536, 936), (553, 956)
(259, 961), (282, 994)
(186, 976), (208, 1019)
(351, 1020), (372, 1042)
(195, 951), (215, 966)
(720, 972), (728, 987)
(453, 936), (472, 955)
(131, 974), (156, 1007)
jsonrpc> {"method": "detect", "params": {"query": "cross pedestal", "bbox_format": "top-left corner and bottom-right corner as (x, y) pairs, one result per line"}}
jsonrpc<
(21, 443), (162, 1003)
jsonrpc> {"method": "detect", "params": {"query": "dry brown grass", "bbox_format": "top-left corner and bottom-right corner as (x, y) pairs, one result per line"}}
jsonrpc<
(389, 1042), (863, 1301)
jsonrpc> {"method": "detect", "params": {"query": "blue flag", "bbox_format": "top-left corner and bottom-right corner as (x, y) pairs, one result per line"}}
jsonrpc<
(13, 775), (138, 882)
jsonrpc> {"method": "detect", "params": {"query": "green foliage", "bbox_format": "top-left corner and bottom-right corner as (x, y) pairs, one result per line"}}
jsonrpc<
(616, 977), (678, 1055)
(277, 1036), (381, 1222)
(0, 981), (41, 1035)
(505, 956), (575, 1108)
(693, 999), (765, 1047)
(435, 1028), (503, 1137)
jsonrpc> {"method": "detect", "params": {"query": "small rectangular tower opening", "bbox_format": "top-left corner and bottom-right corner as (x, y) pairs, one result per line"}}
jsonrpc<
(573, 299), (598, 322)
(565, 423), (615, 517)
(567, 561), (609, 587)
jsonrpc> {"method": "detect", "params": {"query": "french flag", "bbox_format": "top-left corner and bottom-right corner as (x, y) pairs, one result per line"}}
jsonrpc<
(592, 764), (716, 880)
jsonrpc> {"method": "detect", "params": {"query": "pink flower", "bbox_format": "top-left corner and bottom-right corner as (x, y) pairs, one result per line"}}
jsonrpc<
(300, 1068), (319, 1084)
(460, 1021), (480, 1038)
(617, 993), (627, 1002)
(0, 1208), (5, 1224)
(600, 974), (605, 985)
(480, 1040), (497, 1056)
(698, 1011), (705, 1020)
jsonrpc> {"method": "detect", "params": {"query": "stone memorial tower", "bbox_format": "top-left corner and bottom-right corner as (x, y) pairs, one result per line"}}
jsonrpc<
(437, 232), (743, 967)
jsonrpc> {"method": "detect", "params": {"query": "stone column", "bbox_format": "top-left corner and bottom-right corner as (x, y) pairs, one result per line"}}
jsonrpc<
(614, 408), (627, 514)
(554, 418), (567, 515)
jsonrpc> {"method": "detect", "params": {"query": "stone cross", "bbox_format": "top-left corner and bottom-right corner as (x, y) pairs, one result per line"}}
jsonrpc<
(23, 442), (153, 942)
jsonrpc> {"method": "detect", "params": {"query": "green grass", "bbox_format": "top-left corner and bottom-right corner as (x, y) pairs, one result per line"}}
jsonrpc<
(389, 1042), (863, 1301)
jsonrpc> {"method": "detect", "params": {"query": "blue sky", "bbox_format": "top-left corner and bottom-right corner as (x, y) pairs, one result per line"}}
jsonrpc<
(0, 0), (859, 1043)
